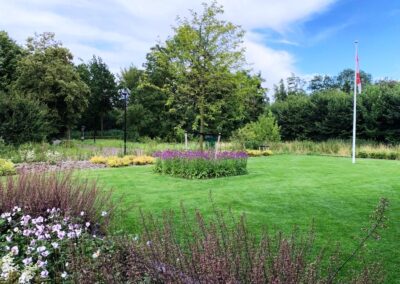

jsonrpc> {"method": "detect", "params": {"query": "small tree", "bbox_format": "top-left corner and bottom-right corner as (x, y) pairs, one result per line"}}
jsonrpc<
(0, 93), (52, 145)
(234, 111), (280, 149)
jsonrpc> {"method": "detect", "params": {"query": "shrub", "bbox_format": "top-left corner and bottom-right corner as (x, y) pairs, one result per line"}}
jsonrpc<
(0, 207), (106, 282)
(234, 111), (281, 149)
(246, 149), (273, 157)
(90, 155), (155, 167)
(0, 159), (16, 176)
(154, 150), (248, 179)
(0, 94), (52, 145)
(44, 150), (62, 165)
(0, 171), (114, 230)
(131, 155), (155, 165)
(89, 155), (108, 164)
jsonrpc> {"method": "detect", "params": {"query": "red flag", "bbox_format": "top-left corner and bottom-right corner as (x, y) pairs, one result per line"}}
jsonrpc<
(355, 51), (362, 94)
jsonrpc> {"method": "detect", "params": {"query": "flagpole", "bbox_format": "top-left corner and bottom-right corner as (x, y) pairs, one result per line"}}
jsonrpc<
(352, 41), (358, 164)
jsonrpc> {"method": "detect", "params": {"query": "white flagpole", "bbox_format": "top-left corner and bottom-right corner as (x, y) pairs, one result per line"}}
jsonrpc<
(352, 41), (358, 164)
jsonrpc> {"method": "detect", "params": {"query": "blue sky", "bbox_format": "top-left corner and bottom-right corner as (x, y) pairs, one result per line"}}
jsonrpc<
(269, 0), (400, 80)
(0, 0), (399, 91)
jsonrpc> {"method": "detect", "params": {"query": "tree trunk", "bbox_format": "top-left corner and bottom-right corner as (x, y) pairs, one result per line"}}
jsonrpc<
(67, 127), (71, 146)
(100, 114), (104, 137)
(199, 97), (205, 151)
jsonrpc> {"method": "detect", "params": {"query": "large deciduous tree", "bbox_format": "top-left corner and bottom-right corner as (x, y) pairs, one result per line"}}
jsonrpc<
(145, 2), (253, 149)
(13, 32), (89, 139)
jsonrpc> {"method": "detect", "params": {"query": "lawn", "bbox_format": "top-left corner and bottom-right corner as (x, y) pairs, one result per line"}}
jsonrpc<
(82, 155), (400, 282)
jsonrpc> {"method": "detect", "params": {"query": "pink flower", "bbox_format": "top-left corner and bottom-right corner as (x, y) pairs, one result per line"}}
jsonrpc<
(11, 246), (19, 255)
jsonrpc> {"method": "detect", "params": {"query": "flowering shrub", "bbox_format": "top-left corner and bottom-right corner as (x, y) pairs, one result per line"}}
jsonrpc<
(89, 155), (155, 168)
(246, 149), (273, 157)
(0, 159), (16, 176)
(19, 149), (36, 163)
(153, 150), (248, 179)
(0, 206), (106, 282)
(44, 150), (62, 165)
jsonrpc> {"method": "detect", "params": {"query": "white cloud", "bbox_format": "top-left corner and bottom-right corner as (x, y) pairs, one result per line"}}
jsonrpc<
(0, 0), (336, 92)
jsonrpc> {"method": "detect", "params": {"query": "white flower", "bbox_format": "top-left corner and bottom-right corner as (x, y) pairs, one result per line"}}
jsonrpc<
(80, 211), (85, 216)
(92, 249), (100, 259)
(146, 241), (152, 247)
(13, 206), (21, 212)
(41, 250), (50, 257)
(61, 271), (68, 279)
(11, 246), (19, 256)
(67, 231), (76, 239)
(57, 231), (65, 239)
(13, 227), (20, 233)
(1, 212), (11, 219)
(85, 222), (90, 228)
(51, 242), (59, 249)
(101, 211), (108, 217)
(22, 257), (32, 265)
(1, 253), (17, 280)
(37, 260), (47, 268)
(40, 269), (49, 278)
(37, 246), (46, 253)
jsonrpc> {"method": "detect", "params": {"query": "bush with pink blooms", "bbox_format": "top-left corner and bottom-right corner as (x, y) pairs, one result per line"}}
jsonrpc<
(0, 206), (106, 282)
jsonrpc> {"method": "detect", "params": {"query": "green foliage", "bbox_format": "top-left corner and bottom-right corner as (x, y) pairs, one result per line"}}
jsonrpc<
(271, 83), (400, 143)
(234, 111), (280, 149)
(0, 93), (52, 145)
(13, 32), (89, 138)
(0, 31), (23, 92)
(271, 94), (311, 140)
(154, 157), (247, 179)
(0, 158), (16, 176)
(143, 2), (266, 144)
(77, 56), (118, 135)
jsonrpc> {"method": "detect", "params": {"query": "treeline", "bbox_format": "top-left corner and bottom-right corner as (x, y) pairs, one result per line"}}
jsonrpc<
(1, 2), (399, 146)
(270, 74), (400, 143)
(0, 3), (268, 146)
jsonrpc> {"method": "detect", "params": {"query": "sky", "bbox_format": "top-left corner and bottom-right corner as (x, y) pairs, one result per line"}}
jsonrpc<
(1, 0), (399, 92)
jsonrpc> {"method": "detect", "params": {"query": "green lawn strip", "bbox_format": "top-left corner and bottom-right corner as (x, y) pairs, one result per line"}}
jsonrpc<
(80, 155), (400, 282)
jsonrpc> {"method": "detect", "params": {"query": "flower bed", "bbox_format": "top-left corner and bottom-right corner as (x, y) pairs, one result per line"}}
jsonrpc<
(153, 150), (248, 179)
(0, 207), (107, 282)
(89, 155), (155, 168)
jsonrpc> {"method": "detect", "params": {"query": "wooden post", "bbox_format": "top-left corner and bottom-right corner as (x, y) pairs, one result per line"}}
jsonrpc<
(185, 132), (188, 150)
(217, 133), (221, 152)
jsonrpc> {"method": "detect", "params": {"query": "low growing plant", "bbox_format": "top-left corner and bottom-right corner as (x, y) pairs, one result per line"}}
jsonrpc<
(90, 155), (155, 168)
(246, 149), (273, 157)
(0, 159), (16, 176)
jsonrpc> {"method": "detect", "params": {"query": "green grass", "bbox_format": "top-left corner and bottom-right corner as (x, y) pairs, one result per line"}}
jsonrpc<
(82, 155), (399, 282)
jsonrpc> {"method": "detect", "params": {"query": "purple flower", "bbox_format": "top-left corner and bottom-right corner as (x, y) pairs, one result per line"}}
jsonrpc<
(40, 269), (49, 278)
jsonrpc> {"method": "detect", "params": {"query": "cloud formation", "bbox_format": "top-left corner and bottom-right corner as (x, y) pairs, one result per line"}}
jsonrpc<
(0, 0), (335, 90)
